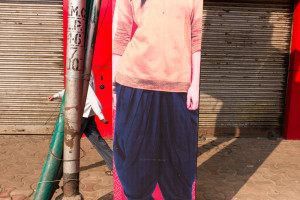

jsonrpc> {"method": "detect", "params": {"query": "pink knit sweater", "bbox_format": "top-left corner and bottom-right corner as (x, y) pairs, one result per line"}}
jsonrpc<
(113, 0), (203, 92)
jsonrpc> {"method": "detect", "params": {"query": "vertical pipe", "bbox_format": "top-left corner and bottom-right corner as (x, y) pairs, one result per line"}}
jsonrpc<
(82, 0), (102, 106)
(33, 95), (65, 200)
(63, 0), (86, 197)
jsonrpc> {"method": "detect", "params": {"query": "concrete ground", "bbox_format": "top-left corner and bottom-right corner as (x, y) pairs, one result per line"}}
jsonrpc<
(0, 135), (113, 200)
(0, 135), (300, 200)
(195, 137), (300, 200)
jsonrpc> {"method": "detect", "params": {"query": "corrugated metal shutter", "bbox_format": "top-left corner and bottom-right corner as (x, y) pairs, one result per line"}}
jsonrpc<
(199, 0), (293, 137)
(0, 0), (64, 134)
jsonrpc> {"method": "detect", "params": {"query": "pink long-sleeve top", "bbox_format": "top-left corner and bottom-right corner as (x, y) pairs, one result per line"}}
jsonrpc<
(113, 0), (203, 92)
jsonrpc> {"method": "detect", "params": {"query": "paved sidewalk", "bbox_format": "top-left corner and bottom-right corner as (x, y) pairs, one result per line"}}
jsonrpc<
(196, 137), (300, 200)
(0, 135), (113, 200)
(0, 135), (300, 200)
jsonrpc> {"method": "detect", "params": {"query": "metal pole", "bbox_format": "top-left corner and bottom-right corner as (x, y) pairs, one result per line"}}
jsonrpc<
(63, 0), (86, 198)
(34, 95), (65, 200)
(82, 0), (102, 106)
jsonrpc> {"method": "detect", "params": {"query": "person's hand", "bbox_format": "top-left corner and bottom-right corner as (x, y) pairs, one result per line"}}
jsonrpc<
(48, 95), (54, 101)
(187, 84), (199, 110)
(112, 82), (117, 110)
(101, 119), (109, 124)
(113, 93), (117, 110)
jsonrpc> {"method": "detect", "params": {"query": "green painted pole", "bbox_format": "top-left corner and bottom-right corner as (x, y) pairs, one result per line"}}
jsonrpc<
(34, 95), (65, 200)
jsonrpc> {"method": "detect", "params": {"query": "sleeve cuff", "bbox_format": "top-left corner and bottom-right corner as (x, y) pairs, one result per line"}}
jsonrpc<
(192, 45), (202, 54)
(98, 113), (105, 120)
(112, 42), (126, 55)
(53, 93), (60, 99)
(191, 18), (203, 54)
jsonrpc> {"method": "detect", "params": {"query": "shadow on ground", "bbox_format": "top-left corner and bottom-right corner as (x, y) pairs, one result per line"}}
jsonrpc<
(195, 138), (281, 199)
(98, 191), (113, 200)
(80, 160), (106, 171)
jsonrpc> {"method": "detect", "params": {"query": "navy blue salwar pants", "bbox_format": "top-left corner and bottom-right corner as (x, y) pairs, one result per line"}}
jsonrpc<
(114, 84), (198, 200)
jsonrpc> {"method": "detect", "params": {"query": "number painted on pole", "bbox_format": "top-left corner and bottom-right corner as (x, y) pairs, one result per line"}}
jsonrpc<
(72, 58), (79, 71)
(74, 33), (82, 45)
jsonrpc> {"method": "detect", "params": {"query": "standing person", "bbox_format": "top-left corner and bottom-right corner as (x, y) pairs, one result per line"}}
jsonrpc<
(48, 72), (114, 175)
(112, 0), (203, 199)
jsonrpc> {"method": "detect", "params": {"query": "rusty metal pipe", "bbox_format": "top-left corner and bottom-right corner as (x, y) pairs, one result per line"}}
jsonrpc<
(62, 0), (86, 198)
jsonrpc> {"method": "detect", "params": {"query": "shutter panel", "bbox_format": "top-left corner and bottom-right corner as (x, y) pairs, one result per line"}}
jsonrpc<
(0, 0), (64, 134)
(199, 0), (293, 137)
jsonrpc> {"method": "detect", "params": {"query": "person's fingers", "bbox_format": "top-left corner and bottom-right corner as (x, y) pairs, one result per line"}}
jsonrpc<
(112, 94), (117, 110)
(101, 119), (109, 124)
(191, 100), (198, 110)
(188, 101), (194, 110)
(187, 93), (191, 109)
(190, 96), (199, 110)
(112, 101), (115, 110)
